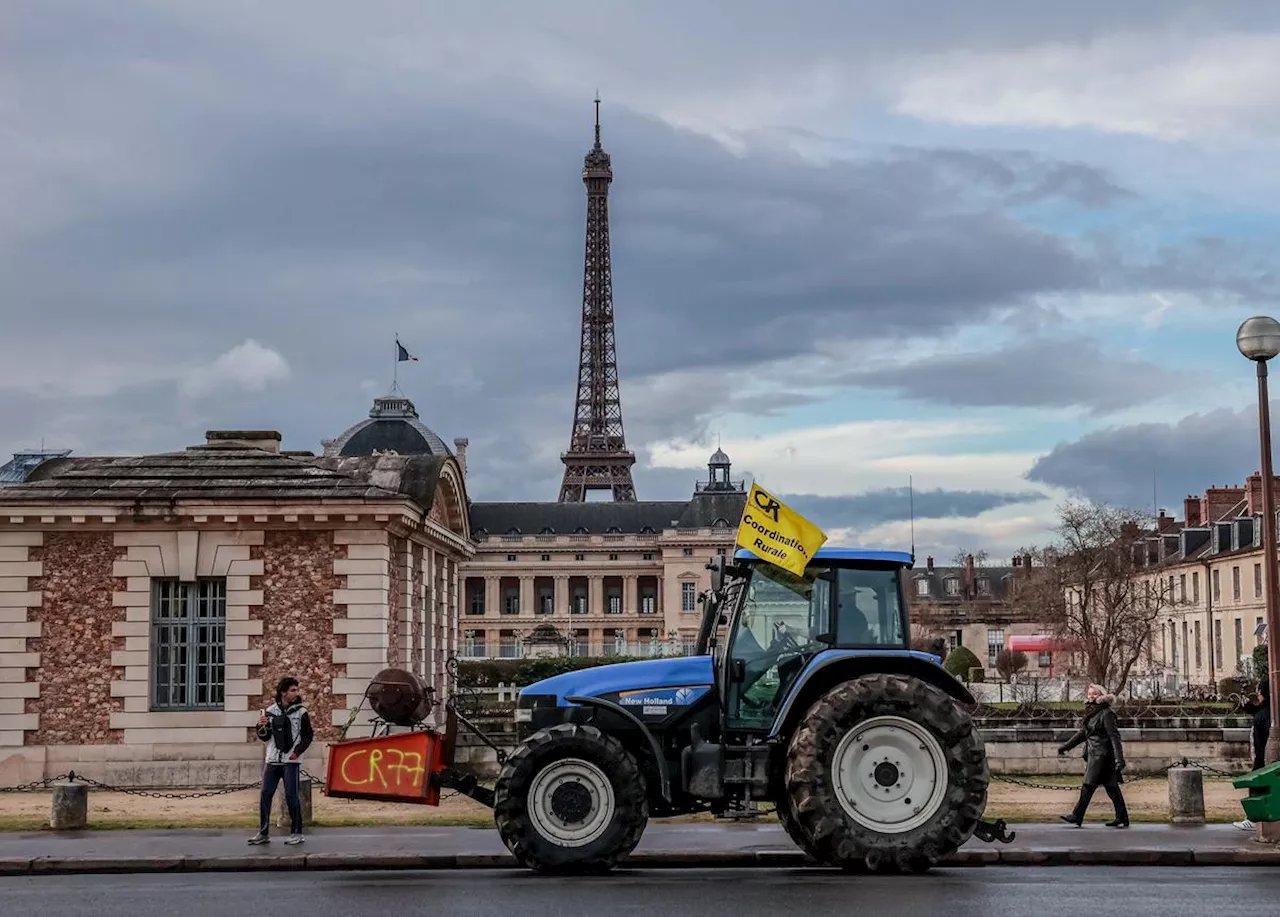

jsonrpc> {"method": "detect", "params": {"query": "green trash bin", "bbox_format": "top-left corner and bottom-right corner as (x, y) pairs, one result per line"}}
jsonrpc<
(1232, 761), (1280, 823)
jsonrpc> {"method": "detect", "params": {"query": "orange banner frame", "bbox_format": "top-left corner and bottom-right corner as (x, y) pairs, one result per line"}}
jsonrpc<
(325, 730), (443, 805)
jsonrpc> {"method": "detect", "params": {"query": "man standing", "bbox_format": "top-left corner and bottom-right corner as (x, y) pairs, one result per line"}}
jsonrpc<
(248, 676), (313, 846)
(1234, 682), (1272, 831)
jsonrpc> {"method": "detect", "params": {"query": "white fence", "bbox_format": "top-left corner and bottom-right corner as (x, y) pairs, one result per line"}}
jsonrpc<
(462, 640), (700, 660)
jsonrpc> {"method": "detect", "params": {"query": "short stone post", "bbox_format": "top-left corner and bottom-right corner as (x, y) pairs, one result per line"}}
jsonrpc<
(50, 777), (89, 831)
(1168, 763), (1205, 825)
(275, 774), (314, 829)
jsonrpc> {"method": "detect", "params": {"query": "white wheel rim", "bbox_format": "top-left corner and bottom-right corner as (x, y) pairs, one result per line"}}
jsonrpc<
(527, 757), (616, 848)
(832, 715), (948, 834)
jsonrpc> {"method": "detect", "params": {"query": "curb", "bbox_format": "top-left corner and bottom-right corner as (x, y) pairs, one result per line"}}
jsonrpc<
(1, 847), (1279, 875)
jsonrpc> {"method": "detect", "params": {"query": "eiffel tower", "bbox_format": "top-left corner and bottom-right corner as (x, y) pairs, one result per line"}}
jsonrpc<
(557, 99), (637, 503)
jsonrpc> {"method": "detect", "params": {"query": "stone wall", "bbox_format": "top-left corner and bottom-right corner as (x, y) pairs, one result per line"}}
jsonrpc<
(256, 531), (347, 743)
(410, 543), (424, 673)
(0, 531), (42, 751)
(450, 716), (1259, 779)
(387, 535), (406, 668)
(26, 533), (125, 746)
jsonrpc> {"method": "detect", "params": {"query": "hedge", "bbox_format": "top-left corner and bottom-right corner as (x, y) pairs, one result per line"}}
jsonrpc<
(942, 647), (981, 683)
(457, 656), (654, 688)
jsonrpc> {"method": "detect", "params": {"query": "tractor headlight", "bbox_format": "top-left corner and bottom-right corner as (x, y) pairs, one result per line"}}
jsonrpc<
(514, 708), (533, 723)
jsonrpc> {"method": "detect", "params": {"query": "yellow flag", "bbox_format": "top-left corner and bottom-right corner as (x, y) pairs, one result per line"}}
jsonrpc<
(735, 482), (828, 577)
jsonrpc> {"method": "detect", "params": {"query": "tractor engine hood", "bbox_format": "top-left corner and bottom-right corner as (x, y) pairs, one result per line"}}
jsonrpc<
(517, 655), (715, 708)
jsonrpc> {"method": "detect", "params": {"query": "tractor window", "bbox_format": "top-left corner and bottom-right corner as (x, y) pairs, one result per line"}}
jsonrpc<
(725, 564), (832, 729)
(834, 567), (906, 647)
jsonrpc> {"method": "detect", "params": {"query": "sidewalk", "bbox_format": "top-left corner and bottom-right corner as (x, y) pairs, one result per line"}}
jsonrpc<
(1, 822), (1278, 875)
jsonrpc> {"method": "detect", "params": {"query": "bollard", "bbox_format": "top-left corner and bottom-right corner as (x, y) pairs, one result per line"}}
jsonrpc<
(50, 778), (88, 831)
(1168, 765), (1206, 825)
(275, 774), (314, 829)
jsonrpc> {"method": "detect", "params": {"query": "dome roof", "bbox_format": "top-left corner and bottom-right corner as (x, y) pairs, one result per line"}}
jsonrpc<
(709, 447), (731, 465)
(324, 395), (451, 458)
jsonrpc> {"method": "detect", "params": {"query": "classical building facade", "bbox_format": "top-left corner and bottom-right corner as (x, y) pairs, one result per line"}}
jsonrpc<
(464, 448), (748, 659)
(1129, 477), (1279, 692)
(0, 427), (472, 785)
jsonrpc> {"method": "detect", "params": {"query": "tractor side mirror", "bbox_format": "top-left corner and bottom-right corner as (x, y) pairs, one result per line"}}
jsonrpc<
(707, 554), (726, 593)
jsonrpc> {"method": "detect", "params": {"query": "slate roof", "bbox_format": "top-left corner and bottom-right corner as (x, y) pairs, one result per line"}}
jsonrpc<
(0, 446), (447, 508)
(912, 564), (1018, 602)
(469, 491), (746, 536)
(325, 395), (451, 457)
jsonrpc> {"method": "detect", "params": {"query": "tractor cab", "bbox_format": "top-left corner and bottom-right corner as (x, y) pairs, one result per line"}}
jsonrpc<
(701, 546), (916, 732)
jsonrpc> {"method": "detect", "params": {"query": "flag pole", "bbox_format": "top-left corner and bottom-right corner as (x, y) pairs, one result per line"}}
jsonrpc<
(393, 334), (399, 394)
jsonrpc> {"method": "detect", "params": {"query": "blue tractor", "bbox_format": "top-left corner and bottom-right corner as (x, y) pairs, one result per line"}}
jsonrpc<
(490, 546), (1006, 873)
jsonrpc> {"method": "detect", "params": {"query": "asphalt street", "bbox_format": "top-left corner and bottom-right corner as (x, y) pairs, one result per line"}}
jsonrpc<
(4, 867), (1280, 916)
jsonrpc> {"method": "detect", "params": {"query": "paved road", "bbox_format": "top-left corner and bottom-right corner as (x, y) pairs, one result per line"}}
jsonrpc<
(0, 821), (1263, 861)
(3, 868), (1280, 916)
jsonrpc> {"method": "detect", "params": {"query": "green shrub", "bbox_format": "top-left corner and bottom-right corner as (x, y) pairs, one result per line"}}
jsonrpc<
(1219, 676), (1243, 696)
(457, 656), (650, 688)
(1254, 642), (1269, 686)
(942, 647), (982, 683)
(968, 666), (985, 683)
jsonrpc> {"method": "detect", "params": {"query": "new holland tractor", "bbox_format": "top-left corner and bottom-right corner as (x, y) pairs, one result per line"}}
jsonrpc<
(328, 546), (1010, 874)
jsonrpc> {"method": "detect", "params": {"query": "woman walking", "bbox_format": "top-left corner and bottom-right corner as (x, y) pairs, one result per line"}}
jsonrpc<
(1057, 683), (1129, 828)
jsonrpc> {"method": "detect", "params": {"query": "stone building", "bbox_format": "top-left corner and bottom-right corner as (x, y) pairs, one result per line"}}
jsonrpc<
(1129, 476), (1280, 693)
(909, 553), (1056, 675)
(0, 427), (472, 786)
(464, 448), (747, 658)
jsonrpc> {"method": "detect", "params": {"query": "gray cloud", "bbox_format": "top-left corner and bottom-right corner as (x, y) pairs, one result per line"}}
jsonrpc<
(1026, 405), (1267, 509)
(780, 486), (1048, 531)
(836, 335), (1192, 414)
(2, 2), (1276, 501)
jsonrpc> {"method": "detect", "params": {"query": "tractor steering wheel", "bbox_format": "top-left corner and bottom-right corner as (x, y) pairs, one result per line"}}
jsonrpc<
(769, 621), (801, 655)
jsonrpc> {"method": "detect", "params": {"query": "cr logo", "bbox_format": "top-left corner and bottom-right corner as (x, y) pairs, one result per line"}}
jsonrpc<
(753, 490), (781, 522)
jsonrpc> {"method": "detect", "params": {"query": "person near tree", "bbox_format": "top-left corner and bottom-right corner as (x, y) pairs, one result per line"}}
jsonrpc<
(247, 676), (313, 846)
(1057, 683), (1129, 828)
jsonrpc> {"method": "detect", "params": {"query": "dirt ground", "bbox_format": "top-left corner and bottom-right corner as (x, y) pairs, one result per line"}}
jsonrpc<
(0, 775), (1250, 830)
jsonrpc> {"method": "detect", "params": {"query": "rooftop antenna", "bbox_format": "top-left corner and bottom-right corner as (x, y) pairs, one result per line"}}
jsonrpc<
(909, 475), (916, 563)
(594, 92), (602, 148)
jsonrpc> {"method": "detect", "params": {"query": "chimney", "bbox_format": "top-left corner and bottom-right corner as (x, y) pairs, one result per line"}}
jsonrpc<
(453, 437), (469, 478)
(1184, 495), (1202, 528)
(926, 555), (934, 571)
(1021, 552), (1032, 569)
(202, 430), (281, 454)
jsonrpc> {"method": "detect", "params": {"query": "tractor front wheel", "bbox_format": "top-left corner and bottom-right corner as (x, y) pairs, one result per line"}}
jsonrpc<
(784, 673), (988, 873)
(494, 723), (649, 874)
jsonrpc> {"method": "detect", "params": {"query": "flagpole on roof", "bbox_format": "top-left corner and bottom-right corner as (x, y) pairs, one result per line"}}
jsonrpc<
(393, 334), (399, 395)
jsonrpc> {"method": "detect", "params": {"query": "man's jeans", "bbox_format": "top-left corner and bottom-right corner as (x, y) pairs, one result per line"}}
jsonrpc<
(259, 763), (302, 835)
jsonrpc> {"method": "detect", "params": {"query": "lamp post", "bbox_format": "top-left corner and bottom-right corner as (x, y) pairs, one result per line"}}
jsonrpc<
(1237, 315), (1280, 766)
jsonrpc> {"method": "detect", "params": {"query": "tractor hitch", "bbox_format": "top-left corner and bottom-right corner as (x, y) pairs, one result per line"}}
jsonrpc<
(973, 818), (1016, 844)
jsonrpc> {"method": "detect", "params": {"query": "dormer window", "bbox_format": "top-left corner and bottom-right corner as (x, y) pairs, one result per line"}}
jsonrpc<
(945, 578), (960, 596)
(606, 525), (622, 534)
(915, 579), (930, 597)
(506, 527), (521, 536)
(539, 526), (555, 535)
(574, 526), (589, 534)
(977, 577), (990, 595)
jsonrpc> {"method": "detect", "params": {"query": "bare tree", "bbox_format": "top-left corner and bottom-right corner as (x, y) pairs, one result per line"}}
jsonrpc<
(951, 548), (990, 569)
(1010, 500), (1174, 692)
(995, 648), (1029, 682)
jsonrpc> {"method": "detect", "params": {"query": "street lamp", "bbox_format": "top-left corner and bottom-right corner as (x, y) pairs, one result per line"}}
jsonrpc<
(1237, 315), (1280, 766)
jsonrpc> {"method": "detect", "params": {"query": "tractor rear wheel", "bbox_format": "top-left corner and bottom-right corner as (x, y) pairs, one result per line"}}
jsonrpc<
(493, 723), (649, 874)
(784, 673), (988, 873)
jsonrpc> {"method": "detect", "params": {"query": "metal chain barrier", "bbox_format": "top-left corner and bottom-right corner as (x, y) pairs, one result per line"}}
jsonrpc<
(992, 757), (1240, 791)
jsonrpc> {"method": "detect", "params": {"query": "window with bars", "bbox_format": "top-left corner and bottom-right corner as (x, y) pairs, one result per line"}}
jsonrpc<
(151, 579), (226, 711)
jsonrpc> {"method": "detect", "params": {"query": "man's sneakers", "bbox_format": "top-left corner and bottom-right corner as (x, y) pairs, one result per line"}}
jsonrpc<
(1234, 819), (1256, 831)
(248, 831), (304, 845)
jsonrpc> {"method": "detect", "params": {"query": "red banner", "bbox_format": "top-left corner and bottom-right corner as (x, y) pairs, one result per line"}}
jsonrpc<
(325, 730), (443, 805)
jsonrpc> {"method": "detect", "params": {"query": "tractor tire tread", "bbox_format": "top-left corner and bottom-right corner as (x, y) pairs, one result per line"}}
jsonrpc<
(783, 673), (988, 874)
(493, 722), (649, 874)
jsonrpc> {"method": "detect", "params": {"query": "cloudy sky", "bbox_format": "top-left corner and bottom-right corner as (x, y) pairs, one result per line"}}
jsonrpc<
(4, 1), (1280, 562)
